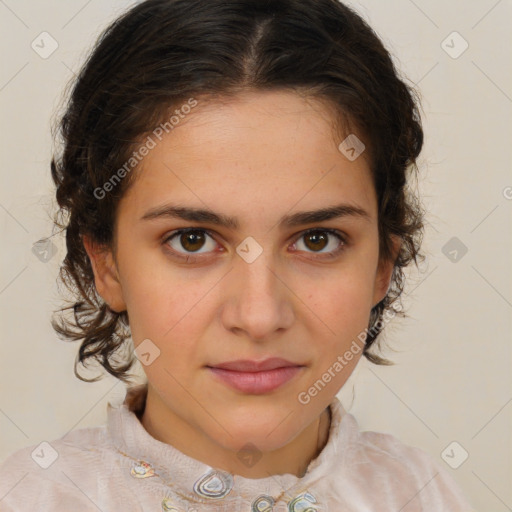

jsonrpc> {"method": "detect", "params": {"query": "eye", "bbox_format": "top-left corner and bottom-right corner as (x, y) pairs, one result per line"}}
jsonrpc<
(291, 228), (346, 258)
(163, 227), (347, 263)
(163, 229), (218, 260)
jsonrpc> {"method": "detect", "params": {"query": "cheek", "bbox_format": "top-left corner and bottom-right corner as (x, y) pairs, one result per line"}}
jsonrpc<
(126, 280), (207, 387)
(299, 279), (372, 399)
(116, 248), (195, 342)
(311, 284), (372, 365)
(299, 259), (377, 372)
(305, 261), (377, 329)
(125, 277), (208, 344)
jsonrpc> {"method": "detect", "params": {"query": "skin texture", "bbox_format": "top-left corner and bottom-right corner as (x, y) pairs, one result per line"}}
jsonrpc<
(84, 90), (396, 478)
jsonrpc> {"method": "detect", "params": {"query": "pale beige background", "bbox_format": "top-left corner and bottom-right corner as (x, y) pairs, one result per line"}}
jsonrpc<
(0, 1), (511, 510)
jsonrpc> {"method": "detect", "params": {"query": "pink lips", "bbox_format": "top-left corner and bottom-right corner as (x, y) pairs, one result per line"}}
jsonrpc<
(207, 357), (304, 394)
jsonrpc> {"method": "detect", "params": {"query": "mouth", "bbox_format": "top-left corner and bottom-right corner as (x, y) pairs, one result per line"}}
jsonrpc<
(206, 358), (305, 394)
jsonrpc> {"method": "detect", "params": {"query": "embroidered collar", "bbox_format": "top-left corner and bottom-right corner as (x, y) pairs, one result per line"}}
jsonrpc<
(107, 384), (354, 508)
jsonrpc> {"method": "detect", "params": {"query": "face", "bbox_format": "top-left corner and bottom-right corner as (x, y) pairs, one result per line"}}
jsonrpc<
(88, 90), (393, 455)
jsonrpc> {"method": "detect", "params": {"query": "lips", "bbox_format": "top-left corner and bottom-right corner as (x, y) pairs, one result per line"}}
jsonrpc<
(206, 357), (305, 394)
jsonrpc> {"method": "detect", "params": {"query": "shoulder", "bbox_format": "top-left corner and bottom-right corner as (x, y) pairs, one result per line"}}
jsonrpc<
(0, 425), (110, 511)
(337, 411), (475, 511)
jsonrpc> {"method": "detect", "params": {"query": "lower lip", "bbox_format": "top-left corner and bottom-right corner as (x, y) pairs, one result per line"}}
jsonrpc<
(207, 366), (303, 394)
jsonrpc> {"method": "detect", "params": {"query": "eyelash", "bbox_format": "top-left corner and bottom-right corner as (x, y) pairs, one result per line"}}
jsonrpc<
(162, 228), (348, 263)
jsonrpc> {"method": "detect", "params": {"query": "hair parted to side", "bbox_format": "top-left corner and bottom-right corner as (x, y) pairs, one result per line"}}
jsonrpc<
(51, 0), (424, 384)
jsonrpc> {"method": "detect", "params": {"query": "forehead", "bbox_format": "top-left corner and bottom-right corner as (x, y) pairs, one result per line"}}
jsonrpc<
(119, 90), (377, 225)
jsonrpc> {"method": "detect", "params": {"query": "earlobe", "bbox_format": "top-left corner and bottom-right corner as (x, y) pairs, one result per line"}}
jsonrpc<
(83, 235), (127, 313)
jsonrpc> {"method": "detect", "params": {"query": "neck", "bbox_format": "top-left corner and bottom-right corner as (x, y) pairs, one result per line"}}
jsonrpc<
(140, 385), (331, 478)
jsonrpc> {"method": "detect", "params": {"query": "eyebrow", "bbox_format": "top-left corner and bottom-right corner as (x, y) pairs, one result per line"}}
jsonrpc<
(141, 202), (371, 229)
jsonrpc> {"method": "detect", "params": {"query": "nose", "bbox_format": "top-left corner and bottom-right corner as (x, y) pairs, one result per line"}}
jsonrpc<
(220, 242), (294, 341)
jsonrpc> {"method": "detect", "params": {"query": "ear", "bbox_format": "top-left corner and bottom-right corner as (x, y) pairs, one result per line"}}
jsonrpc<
(83, 235), (126, 313)
(372, 235), (401, 307)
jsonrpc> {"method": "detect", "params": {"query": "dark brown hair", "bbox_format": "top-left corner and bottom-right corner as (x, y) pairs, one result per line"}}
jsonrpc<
(51, 0), (424, 383)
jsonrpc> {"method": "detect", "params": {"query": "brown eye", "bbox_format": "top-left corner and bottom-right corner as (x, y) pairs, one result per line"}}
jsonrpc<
(164, 229), (217, 256)
(292, 228), (346, 258)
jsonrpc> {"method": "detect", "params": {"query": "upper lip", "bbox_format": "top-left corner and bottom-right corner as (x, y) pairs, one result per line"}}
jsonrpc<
(208, 357), (302, 372)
